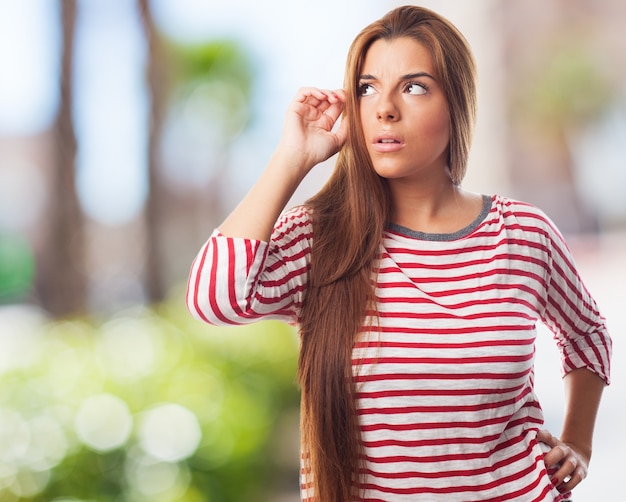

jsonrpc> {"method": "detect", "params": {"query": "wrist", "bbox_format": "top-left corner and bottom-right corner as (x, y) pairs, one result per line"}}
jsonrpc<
(273, 144), (316, 175)
(561, 438), (592, 464)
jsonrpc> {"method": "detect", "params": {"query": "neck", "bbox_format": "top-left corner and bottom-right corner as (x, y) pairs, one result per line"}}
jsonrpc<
(387, 173), (482, 234)
(389, 169), (455, 218)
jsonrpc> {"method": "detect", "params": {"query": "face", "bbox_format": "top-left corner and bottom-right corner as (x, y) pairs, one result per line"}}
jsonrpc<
(358, 37), (450, 183)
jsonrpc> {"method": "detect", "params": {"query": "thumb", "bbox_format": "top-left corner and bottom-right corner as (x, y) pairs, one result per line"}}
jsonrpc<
(333, 115), (349, 150)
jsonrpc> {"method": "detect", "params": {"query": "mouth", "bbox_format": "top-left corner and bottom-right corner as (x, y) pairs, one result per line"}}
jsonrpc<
(372, 134), (404, 153)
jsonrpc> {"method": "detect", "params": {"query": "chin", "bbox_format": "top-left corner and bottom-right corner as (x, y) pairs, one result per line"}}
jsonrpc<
(371, 163), (408, 180)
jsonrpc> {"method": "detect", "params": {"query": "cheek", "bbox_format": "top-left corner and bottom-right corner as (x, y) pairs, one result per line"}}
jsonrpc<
(421, 108), (450, 142)
(359, 103), (374, 130)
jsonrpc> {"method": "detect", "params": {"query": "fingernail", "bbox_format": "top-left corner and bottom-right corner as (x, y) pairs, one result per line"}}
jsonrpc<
(550, 477), (559, 487)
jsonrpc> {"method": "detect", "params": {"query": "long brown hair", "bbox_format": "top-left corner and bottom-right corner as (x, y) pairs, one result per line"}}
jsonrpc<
(297, 6), (477, 500)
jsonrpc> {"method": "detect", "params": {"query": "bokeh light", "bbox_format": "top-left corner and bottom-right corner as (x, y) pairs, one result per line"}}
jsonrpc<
(124, 447), (191, 499)
(74, 394), (133, 452)
(138, 403), (201, 462)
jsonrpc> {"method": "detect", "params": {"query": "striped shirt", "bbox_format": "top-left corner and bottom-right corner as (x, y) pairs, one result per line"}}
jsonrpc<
(186, 194), (611, 501)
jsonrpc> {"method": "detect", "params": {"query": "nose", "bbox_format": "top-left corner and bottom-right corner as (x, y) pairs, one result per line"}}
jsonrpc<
(376, 93), (399, 122)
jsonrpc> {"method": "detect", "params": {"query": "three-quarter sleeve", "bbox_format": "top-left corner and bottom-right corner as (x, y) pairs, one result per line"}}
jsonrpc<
(539, 218), (612, 384)
(186, 206), (313, 326)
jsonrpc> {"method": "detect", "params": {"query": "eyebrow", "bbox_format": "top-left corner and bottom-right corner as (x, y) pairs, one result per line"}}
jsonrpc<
(359, 72), (436, 81)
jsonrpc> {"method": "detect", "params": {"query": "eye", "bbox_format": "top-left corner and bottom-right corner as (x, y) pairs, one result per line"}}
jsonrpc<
(358, 83), (376, 96)
(405, 82), (428, 95)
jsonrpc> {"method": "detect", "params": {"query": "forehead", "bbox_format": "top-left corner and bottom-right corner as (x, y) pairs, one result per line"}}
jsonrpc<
(361, 37), (435, 76)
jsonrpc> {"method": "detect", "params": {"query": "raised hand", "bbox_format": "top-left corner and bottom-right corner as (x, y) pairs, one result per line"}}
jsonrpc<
(216, 87), (347, 241)
(278, 87), (347, 173)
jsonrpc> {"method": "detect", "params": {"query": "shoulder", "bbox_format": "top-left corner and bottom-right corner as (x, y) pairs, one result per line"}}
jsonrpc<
(492, 194), (547, 218)
(492, 194), (558, 227)
(490, 194), (569, 247)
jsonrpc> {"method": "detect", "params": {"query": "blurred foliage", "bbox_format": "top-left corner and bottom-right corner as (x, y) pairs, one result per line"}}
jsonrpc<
(512, 38), (617, 135)
(0, 298), (301, 501)
(0, 234), (35, 303)
(163, 38), (254, 140)
(165, 39), (253, 91)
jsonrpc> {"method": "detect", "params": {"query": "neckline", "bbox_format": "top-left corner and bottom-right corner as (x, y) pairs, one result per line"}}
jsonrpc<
(386, 194), (492, 242)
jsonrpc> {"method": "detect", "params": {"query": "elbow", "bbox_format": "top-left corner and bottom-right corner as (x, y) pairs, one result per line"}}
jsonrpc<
(185, 273), (245, 326)
(185, 281), (212, 324)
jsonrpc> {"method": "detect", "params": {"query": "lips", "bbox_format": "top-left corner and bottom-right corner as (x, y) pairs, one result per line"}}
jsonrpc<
(372, 133), (404, 153)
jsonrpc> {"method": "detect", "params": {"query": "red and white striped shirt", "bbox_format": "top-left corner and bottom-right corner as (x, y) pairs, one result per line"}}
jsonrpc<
(187, 194), (611, 501)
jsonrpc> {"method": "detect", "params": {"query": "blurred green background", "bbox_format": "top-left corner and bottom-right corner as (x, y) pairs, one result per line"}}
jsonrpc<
(0, 0), (625, 501)
(0, 304), (301, 501)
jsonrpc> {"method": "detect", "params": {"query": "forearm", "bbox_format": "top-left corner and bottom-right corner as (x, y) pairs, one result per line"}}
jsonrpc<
(217, 87), (346, 241)
(560, 367), (606, 462)
(218, 148), (311, 242)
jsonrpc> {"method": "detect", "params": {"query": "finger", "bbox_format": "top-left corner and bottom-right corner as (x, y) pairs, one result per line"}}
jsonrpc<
(299, 92), (342, 121)
(560, 465), (587, 492)
(333, 88), (347, 103)
(322, 99), (345, 123)
(296, 88), (340, 108)
(537, 429), (557, 446)
(550, 451), (577, 484)
(333, 116), (348, 148)
(543, 444), (568, 468)
(313, 89), (343, 103)
(295, 87), (328, 102)
(316, 99), (333, 115)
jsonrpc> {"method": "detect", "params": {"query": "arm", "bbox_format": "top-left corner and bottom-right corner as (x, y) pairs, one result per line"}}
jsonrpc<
(219, 87), (347, 241)
(561, 367), (605, 461)
(534, 212), (612, 494)
(186, 88), (347, 325)
(539, 368), (606, 493)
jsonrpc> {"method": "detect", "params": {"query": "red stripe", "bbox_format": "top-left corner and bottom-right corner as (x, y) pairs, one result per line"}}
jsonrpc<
(208, 238), (233, 324)
(265, 245), (311, 273)
(354, 352), (534, 367)
(393, 252), (549, 274)
(252, 283), (306, 305)
(358, 452), (544, 495)
(362, 433), (501, 449)
(226, 239), (244, 317)
(372, 309), (537, 322)
(360, 416), (545, 450)
(354, 367), (533, 383)
(354, 338), (534, 350)
(360, 413), (518, 432)
(383, 236), (549, 259)
(372, 324), (535, 336)
(358, 387), (533, 416)
(378, 265), (548, 290)
(376, 280), (546, 305)
(190, 242), (212, 324)
(356, 382), (526, 400)
(259, 264), (309, 287)
(362, 437), (535, 473)
(373, 294), (540, 313)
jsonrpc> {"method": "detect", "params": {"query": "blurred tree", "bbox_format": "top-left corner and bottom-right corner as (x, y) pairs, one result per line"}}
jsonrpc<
(516, 44), (614, 135)
(138, 0), (170, 303)
(511, 38), (617, 233)
(36, 0), (87, 317)
(134, 15), (254, 302)
(165, 39), (253, 141)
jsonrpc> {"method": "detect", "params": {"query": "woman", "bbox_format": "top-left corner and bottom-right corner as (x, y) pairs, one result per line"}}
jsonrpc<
(187, 5), (611, 501)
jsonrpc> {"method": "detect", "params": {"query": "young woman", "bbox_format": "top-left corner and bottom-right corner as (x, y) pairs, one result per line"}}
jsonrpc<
(187, 5), (612, 501)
